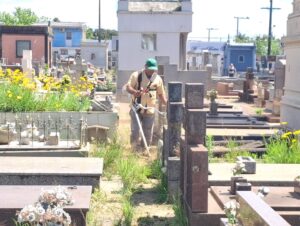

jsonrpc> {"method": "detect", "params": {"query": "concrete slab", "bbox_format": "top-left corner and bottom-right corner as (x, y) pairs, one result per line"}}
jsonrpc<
(0, 185), (92, 226)
(209, 163), (299, 186)
(211, 186), (300, 226)
(0, 157), (103, 188)
(0, 141), (88, 157)
(211, 186), (300, 211)
(207, 128), (277, 140)
(186, 190), (225, 226)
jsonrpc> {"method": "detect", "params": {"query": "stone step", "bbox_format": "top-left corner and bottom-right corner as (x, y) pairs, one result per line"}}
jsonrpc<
(0, 157), (103, 188)
(0, 185), (92, 226)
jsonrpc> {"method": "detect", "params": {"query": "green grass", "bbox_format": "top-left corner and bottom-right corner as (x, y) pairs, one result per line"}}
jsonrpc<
(148, 160), (168, 203)
(171, 194), (188, 226)
(224, 139), (256, 162)
(121, 197), (134, 226)
(264, 138), (300, 163)
(206, 135), (214, 160)
(117, 155), (150, 195)
(90, 138), (123, 178)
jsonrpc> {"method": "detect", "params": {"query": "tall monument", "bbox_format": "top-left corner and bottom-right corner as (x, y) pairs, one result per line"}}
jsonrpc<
(281, 0), (300, 129)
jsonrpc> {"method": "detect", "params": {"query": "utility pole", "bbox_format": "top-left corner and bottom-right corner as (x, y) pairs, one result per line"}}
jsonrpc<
(98, 0), (101, 43)
(234, 16), (249, 37)
(261, 0), (280, 57)
(207, 28), (217, 42)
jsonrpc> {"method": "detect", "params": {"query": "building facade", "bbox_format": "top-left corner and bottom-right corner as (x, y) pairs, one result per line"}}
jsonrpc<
(51, 22), (86, 63)
(117, 0), (192, 91)
(281, 0), (300, 129)
(223, 43), (256, 76)
(81, 40), (109, 69)
(0, 25), (52, 66)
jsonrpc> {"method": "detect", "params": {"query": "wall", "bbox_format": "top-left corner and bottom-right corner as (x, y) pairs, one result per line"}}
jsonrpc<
(118, 32), (180, 70)
(118, 9), (192, 71)
(2, 34), (45, 65)
(281, 0), (300, 129)
(224, 45), (256, 75)
(81, 42), (108, 69)
(52, 28), (83, 47)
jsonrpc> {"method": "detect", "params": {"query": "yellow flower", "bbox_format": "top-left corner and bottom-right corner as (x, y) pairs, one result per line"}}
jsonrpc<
(8, 93), (13, 98)
(16, 96), (22, 100)
(293, 130), (300, 135)
(292, 139), (297, 143)
(281, 134), (288, 139)
(284, 132), (292, 137)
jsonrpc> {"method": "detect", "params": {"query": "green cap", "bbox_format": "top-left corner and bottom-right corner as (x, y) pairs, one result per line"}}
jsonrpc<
(145, 58), (158, 70)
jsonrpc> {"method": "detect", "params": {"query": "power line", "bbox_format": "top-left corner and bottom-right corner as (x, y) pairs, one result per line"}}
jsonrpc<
(261, 0), (280, 56)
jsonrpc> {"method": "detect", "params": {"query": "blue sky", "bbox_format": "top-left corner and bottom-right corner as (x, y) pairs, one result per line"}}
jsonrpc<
(0, 0), (293, 40)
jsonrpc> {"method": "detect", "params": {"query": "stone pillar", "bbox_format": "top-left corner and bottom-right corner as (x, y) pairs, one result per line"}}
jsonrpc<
(182, 83), (208, 213)
(185, 109), (206, 145)
(185, 83), (204, 109)
(168, 103), (184, 157)
(166, 82), (183, 198)
(168, 82), (182, 102)
(186, 145), (208, 213)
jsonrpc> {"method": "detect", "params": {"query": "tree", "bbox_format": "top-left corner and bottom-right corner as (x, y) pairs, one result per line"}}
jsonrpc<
(0, 7), (39, 25)
(53, 17), (60, 22)
(234, 33), (282, 56)
(86, 27), (118, 40)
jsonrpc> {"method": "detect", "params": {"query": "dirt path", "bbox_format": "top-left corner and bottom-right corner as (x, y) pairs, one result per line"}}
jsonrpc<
(88, 101), (174, 226)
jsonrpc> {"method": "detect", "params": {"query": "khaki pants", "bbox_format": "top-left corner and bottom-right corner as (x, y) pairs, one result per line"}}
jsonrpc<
(130, 109), (155, 149)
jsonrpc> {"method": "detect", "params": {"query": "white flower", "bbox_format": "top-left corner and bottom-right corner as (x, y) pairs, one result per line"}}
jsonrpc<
(257, 186), (270, 198)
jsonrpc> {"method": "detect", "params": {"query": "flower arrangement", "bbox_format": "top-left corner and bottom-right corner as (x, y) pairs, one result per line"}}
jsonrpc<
(257, 186), (270, 198)
(206, 89), (218, 101)
(38, 186), (74, 207)
(232, 161), (246, 176)
(17, 187), (74, 226)
(224, 200), (240, 225)
(0, 69), (92, 112)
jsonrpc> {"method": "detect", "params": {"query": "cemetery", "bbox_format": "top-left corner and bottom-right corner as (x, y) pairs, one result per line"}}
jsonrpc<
(0, 0), (300, 225)
(0, 38), (299, 226)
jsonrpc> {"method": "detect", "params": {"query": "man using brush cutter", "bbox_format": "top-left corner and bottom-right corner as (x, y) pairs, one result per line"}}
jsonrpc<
(126, 58), (167, 155)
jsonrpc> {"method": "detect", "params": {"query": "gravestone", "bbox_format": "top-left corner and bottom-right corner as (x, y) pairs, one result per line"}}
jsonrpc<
(0, 157), (103, 189)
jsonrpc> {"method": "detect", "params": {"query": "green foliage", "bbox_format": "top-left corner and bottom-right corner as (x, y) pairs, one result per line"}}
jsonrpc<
(206, 135), (214, 160)
(255, 108), (263, 116)
(122, 197), (134, 226)
(117, 155), (150, 194)
(234, 34), (282, 56)
(0, 83), (90, 112)
(90, 138), (123, 177)
(171, 194), (188, 226)
(0, 7), (39, 25)
(149, 160), (168, 203)
(86, 188), (107, 225)
(149, 159), (162, 179)
(264, 138), (300, 163)
(225, 139), (255, 162)
(95, 80), (116, 93)
(86, 27), (118, 40)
